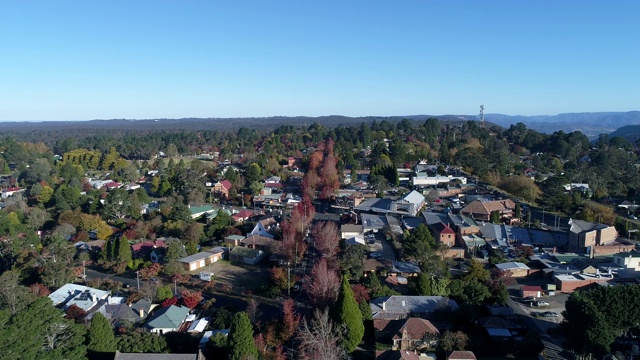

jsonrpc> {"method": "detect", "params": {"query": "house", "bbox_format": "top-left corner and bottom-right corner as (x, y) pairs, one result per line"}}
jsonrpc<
(389, 191), (426, 217)
(264, 176), (283, 191)
(145, 305), (190, 334)
(375, 350), (433, 360)
(231, 209), (254, 223)
(150, 248), (167, 263)
(131, 239), (167, 260)
(49, 284), (110, 312)
(567, 219), (618, 254)
(370, 296), (459, 320)
(75, 239), (106, 253)
(179, 251), (222, 271)
(249, 217), (277, 238)
(229, 246), (264, 265)
(224, 235), (245, 247)
(241, 234), (277, 252)
(460, 199), (516, 222)
(361, 214), (388, 233)
(520, 285), (542, 298)
(431, 222), (456, 247)
(345, 235), (366, 246)
(447, 351), (477, 360)
(189, 205), (216, 220)
(1, 186), (25, 198)
(495, 262), (530, 277)
(341, 224), (364, 238)
(374, 317), (440, 351)
(390, 262), (421, 277)
(98, 297), (154, 327)
(114, 352), (200, 360)
(212, 180), (233, 198)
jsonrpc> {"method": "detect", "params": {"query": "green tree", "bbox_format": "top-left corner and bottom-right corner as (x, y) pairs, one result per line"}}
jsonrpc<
(88, 312), (117, 354)
(332, 275), (364, 353)
(245, 163), (262, 183)
(227, 312), (258, 360)
(117, 332), (168, 353)
(416, 273), (432, 296)
(156, 285), (174, 302)
(117, 235), (132, 263)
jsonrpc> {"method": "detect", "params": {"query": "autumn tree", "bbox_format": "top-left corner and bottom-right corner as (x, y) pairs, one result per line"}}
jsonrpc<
(312, 221), (340, 263)
(304, 258), (340, 309)
(280, 298), (300, 342)
(497, 175), (541, 203)
(439, 330), (469, 352)
(181, 289), (202, 310)
(64, 304), (88, 323)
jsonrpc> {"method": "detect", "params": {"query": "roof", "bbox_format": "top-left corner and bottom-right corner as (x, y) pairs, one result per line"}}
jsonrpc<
(225, 235), (245, 241)
(402, 190), (425, 206)
(370, 296), (458, 319)
(569, 218), (609, 234)
(146, 305), (190, 330)
(460, 199), (516, 216)
(241, 235), (277, 248)
(361, 213), (388, 230)
(391, 261), (421, 274)
(179, 251), (217, 264)
(230, 246), (262, 258)
(495, 262), (530, 271)
(219, 180), (232, 190)
(432, 222), (455, 234)
(345, 235), (365, 246)
(49, 284), (110, 310)
(114, 352), (199, 360)
(341, 224), (364, 234)
(189, 205), (215, 216)
(375, 350), (421, 360)
(374, 317), (439, 341)
(521, 285), (543, 292)
(187, 318), (209, 333)
(448, 351), (477, 360)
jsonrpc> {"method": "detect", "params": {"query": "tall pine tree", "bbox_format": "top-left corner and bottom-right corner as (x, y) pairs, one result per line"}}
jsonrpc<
(87, 312), (117, 354)
(227, 312), (258, 360)
(332, 275), (364, 353)
(117, 235), (132, 263)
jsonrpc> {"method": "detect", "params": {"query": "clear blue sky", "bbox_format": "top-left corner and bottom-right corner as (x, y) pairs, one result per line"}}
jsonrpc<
(1, 1), (638, 121)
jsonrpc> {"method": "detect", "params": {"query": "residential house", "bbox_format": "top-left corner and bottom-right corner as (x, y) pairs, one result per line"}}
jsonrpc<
(179, 251), (222, 271)
(389, 191), (426, 216)
(447, 213), (480, 241)
(75, 239), (106, 253)
(229, 246), (264, 265)
(460, 199), (516, 222)
(224, 235), (245, 247)
(241, 234), (277, 252)
(370, 296), (459, 320)
(567, 219), (618, 254)
(345, 235), (366, 246)
(231, 209), (254, 223)
(375, 350), (432, 360)
(249, 217), (277, 238)
(361, 214), (388, 234)
(131, 239), (167, 260)
(390, 262), (421, 277)
(264, 176), (283, 191)
(98, 297), (154, 327)
(1, 186), (24, 198)
(495, 262), (530, 277)
(431, 222), (456, 247)
(447, 351), (477, 360)
(413, 174), (466, 188)
(342, 224), (364, 238)
(374, 317), (440, 351)
(146, 305), (191, 334)
(212, 180), (233, 198)
(49, 284), (110, 312)
(189, 205), (216, 220)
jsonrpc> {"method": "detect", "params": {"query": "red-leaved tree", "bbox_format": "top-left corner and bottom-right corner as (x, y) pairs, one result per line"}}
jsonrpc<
(162, 296), (178, 307)
(303, 258), (340, 309)
(312, 221), (340, 264)
(140, 262), (162, 279)
(351, 284), (370, 305)
(280, 298), (301, 342)
(29, 282), (51, 297)
(181, 289), (202, 310)
(64, 304), (87, 323)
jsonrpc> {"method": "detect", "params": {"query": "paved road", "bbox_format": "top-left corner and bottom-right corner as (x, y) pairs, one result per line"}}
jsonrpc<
(506, 296), (574, 360)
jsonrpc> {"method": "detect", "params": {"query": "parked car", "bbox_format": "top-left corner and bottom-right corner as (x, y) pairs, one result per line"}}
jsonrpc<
(534, 301), (549, 307)
(542, 311), (559, 318)
(630, 215), (638, 220)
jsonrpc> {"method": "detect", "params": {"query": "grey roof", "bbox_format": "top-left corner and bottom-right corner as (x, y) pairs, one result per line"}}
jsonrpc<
(48, 284), (110, 311)
(361, 213), (388, 230)
(371, 296), (458, 319)
(422, 212), (450, 227)
(447, 213), (478, 227)
(569, 219), (608, 234)
(385, 215), (403, 235)
(114, 352), (198, 360)
(478, 223), (510, 241)
(355, 198), (393, 213)
(495, 262), (530, 271)
(146, 305), (190, 330)
(391, 261), (421, 274)
(402, 190), (425, 207)
(179, 251), (216, 264)
(341, 224), (364, 234)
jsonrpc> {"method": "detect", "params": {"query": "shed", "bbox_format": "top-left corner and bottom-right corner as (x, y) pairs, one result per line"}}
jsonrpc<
(520, 285), (543, 298)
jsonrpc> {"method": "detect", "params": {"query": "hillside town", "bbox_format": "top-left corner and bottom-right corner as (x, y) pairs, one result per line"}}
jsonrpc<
(1, 119), (640, 360)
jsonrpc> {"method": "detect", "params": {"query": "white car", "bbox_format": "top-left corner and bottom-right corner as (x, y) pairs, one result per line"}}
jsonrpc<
(534, 301), (549, 307)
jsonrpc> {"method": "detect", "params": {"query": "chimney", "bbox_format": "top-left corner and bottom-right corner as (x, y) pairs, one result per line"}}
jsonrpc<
(382, 301), (386, 311)
(139, 309), (145, 318)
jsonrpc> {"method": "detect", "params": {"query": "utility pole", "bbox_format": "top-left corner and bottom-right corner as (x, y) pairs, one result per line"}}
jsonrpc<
(82, 260), (86, 279)
(174, 278), (178, 296)
(136, 271), (140, 290)
(287, 265), (292, 297)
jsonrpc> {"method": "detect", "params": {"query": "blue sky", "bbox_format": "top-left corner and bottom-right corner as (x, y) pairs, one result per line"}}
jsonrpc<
(1, 1), (638, 121)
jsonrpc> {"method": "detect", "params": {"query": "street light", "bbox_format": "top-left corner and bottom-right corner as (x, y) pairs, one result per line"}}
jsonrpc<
(541, 206), (549, 228)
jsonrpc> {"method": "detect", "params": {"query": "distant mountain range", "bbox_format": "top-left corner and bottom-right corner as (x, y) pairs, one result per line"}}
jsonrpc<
(1, 111), (638, 140)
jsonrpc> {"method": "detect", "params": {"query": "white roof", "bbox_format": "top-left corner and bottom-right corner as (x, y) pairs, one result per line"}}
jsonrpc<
(402, 190), (425, 206)
(495, 262), (530, 271)
(48, 283), (110, 311)
(345, 235), (365, 246)
(188, 318), (209, 333)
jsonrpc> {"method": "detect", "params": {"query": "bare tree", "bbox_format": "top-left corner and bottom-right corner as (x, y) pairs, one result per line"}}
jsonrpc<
(312, 221), (340, 265)
(297, 308), (349, 360)
(303, 258), (339, 309)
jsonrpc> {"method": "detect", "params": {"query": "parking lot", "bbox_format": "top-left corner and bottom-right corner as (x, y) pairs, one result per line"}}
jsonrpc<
(366, 232), (396, 261)
(511, 292), (569, 333)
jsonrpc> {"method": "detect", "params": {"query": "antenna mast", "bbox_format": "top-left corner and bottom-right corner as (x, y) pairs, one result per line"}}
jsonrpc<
(479, 105), (485, 127)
